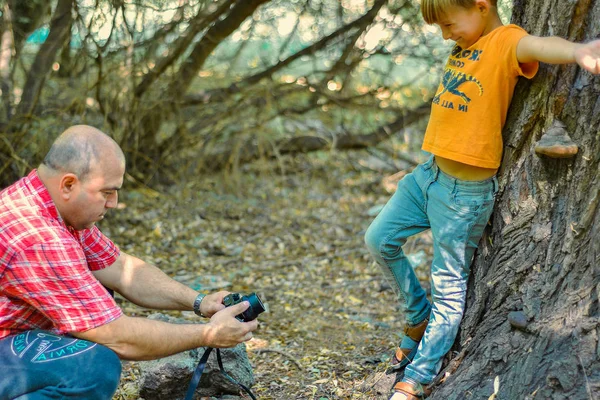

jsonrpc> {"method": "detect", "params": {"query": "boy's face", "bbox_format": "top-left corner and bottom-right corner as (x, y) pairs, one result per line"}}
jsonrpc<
(436, 4), (487, 49)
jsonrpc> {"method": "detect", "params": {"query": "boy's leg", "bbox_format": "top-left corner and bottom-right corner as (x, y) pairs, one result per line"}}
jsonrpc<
(0, 329), (122, 400)
(366, 158), (443, 373)
(364, 160), (434, 326)
(402, 167), (497, 385)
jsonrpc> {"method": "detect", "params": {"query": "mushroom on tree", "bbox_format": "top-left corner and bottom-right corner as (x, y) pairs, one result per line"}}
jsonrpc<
(534, 120), (578, 158)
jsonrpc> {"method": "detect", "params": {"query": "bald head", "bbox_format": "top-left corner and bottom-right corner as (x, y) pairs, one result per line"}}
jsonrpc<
(40, 125), (125, 181)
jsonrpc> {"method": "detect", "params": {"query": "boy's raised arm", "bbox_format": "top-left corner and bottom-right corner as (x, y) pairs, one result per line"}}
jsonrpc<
(517, 35), (600, 74)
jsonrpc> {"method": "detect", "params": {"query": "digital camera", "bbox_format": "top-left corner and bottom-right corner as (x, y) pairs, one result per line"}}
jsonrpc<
(222, 292), (265, 322)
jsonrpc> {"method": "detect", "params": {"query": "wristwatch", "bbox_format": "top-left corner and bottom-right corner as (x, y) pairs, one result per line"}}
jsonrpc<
(193, 293), (206, 317)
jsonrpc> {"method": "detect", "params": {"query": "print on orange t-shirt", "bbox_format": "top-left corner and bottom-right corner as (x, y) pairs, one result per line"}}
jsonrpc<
(422, 24), (539, 169)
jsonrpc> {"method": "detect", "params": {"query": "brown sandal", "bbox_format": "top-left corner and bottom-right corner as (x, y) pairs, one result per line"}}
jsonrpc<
(388, 318), (429, 373)
(389, 381), (431, 400)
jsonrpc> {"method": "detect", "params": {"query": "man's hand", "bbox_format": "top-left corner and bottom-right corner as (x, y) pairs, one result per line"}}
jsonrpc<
(203, 301), (259, 348)
(199, 290), (230, 317)
(575, 39), (600, 74)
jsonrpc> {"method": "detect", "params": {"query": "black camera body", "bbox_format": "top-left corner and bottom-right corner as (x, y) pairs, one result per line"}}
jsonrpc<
(223, 292), (265, 322)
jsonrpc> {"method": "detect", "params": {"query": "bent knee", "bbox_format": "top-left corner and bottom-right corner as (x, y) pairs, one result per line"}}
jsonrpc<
(82, 344), (122, 398)
(97, 345), (122, 391)
(365, 225), (405, 260)
(364, 224), (388, 258)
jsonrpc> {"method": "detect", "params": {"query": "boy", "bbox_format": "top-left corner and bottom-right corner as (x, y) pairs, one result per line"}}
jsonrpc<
(364, 1), (600, 399)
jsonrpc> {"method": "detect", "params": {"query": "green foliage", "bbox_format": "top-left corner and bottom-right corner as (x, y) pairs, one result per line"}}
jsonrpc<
(0, 0), (447, 186)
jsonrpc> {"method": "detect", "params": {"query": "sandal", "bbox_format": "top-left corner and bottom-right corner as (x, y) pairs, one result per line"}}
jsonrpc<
(387, 317), (429, 374)
(389, 381), (431, 400)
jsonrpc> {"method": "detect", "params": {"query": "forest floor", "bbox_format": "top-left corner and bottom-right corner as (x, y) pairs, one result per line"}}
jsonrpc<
(107, 150), (433, 400)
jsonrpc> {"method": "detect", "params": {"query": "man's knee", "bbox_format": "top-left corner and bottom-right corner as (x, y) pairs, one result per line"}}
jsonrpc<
(90, 344), (122, 397)
(65, 343), (121, 399)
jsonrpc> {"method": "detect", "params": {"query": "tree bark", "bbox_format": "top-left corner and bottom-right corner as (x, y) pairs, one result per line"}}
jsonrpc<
(430, 1), (600, 399)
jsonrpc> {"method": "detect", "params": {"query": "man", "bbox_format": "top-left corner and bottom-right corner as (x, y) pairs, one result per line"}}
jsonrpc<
(0, 125), (258, 399)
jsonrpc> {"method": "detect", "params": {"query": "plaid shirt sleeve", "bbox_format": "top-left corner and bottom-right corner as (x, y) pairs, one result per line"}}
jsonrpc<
(78, 226), (121, 271)
(4, 240), (123, 334)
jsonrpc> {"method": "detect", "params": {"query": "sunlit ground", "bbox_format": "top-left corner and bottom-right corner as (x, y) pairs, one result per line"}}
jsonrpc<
(107, 148), (433, 399)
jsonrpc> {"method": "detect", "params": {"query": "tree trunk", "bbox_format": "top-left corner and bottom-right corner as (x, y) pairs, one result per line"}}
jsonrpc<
(13, 0), (72, 119)
(430, 1), (600, 399)
(0, 2), (14, 121)
(128, 0), (269, 175)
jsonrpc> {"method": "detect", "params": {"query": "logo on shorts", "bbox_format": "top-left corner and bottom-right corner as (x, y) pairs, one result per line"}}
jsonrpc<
(11, 331), (96, 363)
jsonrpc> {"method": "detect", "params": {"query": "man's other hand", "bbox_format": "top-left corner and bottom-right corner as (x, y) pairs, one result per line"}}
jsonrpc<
(199, 290), (230, 317)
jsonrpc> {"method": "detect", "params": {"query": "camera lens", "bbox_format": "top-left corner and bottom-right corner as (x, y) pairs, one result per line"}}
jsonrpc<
(240, 293), (266, 321)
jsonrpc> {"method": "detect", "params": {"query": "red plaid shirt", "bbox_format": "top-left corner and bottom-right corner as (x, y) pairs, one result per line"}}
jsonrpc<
(0, 170), (123, 339)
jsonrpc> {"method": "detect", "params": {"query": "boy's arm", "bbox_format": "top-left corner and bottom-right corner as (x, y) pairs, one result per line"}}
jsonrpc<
(517, 36), (600, 74)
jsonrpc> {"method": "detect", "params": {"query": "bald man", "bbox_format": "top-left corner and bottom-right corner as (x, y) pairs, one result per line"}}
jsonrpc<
(0, 125), (258, 399)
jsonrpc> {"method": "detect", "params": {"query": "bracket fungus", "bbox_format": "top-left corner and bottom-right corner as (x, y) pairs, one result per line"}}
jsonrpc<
(534, 120), (578, 158)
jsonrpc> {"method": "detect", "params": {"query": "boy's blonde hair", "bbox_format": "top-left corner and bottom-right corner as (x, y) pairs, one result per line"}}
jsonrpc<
(421, 0), (498, 24)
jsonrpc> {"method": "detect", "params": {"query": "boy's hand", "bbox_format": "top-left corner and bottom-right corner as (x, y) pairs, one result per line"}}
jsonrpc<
(574, 39), (600, 74)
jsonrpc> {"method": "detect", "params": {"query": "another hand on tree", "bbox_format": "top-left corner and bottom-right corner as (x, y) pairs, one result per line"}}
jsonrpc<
(575, 39), (600, 74)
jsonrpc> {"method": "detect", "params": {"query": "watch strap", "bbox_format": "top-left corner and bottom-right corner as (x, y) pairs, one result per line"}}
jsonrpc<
(193, 293), (206, 317)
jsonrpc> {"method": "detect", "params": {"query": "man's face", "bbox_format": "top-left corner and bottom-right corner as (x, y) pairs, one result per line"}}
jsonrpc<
(436, 5), (486, 49)
(64, 159), (124, 230)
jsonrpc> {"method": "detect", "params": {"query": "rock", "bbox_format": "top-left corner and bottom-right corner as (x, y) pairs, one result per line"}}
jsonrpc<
(534, 120), (578, 158)
(137, 314), (254, 400)
(173, 274), (232, 292)
(356, 371), (395, 397)
(508, 311), (529, 331)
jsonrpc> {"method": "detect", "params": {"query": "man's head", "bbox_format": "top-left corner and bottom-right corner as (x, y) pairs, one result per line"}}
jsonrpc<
(38, 125), (126, 230)
(421, 0), (499, 49)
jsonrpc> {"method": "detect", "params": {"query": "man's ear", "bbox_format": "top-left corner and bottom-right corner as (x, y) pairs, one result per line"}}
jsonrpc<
(59, 173), (79, 200)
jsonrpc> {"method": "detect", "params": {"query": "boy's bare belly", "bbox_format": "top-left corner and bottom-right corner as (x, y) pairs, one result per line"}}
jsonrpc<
(435, 156), (497, 181)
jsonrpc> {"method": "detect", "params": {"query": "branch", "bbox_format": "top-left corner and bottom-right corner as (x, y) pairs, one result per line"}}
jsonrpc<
(134, 0), (237, 98)
(179, 0), (388, 106)
(240, 0), (388, 87)
(200, 105), (429, 171)
(12, 0), (72, 120)
(166, 0), (270, 98)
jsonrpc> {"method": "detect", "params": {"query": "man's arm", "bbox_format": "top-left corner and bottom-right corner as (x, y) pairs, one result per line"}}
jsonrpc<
(70, 301), (257, 360)
(517, 35), (600, 74)
(92, 252), (225, 317)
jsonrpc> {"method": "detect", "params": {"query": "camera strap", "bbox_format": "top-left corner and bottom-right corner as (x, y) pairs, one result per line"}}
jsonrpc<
(184, 347), (257, 400)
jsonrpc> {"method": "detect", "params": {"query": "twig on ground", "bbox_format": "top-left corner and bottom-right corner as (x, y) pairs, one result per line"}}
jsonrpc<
(251, 349), (303, 371)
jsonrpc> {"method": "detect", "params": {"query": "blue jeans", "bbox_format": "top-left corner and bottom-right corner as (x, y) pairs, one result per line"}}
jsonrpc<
(365, 156), (497, 384)
(0, 330), (121, 399)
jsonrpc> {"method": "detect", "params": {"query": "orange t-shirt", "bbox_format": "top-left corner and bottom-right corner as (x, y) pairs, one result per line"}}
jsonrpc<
(422, 24), (539, 169)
